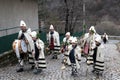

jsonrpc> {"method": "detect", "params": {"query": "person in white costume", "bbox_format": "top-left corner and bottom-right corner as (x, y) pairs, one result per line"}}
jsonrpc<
(18, 20), (31, 39)
(16, 20), (34, 72)
(102, 33), (108, 44)
(82, 26), (98, 65)
(47, 24), (60, 59)
(92, 35), (105, 75)
(61, 32), (73, 69)
(68, 37), (82, 76)
(30, 31), (47, 74)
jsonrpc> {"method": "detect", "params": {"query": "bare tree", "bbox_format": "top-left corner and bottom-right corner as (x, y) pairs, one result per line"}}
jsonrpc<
(63, 0), (83, 34)
(38, 0), (120, 35)
(64, 0), (69, 33)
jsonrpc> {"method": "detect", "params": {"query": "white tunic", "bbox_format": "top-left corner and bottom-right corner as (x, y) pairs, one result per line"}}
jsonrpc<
(83, 33), (97, 65)
(83, 33), (96, 49)
(18, 28), (31, 39)
(29, 39), (47, 69)
(48, 30), (60, 46)
(95, 44), (105, 71)
(47, 30), (60, 52)
(18, 28), (34, 53)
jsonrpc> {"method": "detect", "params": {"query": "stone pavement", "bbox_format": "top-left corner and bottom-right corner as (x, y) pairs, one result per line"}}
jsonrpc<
(0, 40), (120, 80)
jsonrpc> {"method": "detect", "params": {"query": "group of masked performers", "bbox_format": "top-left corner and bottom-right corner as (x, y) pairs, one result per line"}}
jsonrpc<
(13, 20), (46, 74)
(13, 20), (106, 76)
(60, 26), (106, 76)
(81, 26), (105, 75)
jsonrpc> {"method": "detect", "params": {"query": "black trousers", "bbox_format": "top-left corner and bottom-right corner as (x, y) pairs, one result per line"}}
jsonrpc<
(93, 47), (97, 63)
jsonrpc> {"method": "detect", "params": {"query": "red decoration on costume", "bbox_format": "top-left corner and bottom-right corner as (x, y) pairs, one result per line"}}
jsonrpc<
(83, 43), (89, 55)
(50, 37), (54, 50)
(61, 48), (65, 53)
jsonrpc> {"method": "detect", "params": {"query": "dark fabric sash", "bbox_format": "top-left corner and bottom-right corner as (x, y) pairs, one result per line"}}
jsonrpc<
(50, 32), (54, 50)
(69, 45), (77, 63)
(34, 41), (40, 61)
(93, 47), (98, 63)
(20, 33), (25, 40)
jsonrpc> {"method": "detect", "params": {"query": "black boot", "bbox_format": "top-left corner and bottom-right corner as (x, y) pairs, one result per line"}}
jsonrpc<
(16, 68), (24, 72)
(33, 68), (42, 74)
(71, 65), (75, 76)
(71, 70), (78, 76)
(52, 54), (58, 59)
(54, 55), (58, 59)
(92, 69), (96, 73)
(52, 55), (55, 59)
(31, 65), (35, 70)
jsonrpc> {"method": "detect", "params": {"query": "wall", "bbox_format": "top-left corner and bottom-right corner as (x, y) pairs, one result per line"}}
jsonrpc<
(0, 0), (38, 37)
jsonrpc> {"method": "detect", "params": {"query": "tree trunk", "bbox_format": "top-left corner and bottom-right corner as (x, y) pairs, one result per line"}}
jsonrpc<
(64, 0), (69, 33)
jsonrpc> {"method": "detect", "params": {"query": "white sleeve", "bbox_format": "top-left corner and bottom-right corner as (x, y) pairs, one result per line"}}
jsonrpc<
(24, 33), (35, 52)
(47, 32), (50, 44)
(56, 32), (60, 46)
(83, 33), (89, 40)
(99, 44), (105, 61)
(106, 35), (108, 40)
(76, 47), (81, 60)
(67, 45), (72, 53)
(39, 39), (44, 49)
(18, 31), (22, 39)
(63, 37), (66, 43)
(91, 41), (96, 49)
(27, 28), (32, 35)
(46, 33), (49, 42)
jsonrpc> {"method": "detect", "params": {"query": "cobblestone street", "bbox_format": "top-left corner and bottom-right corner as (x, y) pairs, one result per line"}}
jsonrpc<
(0, 40), (120, 80)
